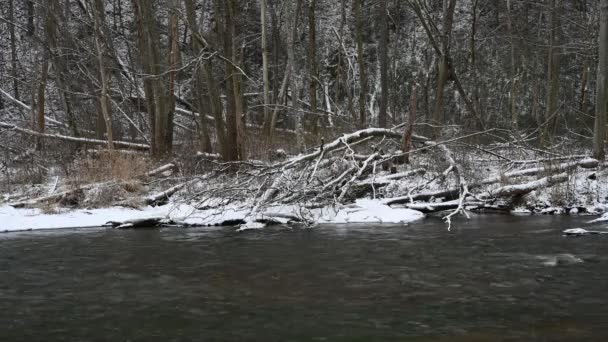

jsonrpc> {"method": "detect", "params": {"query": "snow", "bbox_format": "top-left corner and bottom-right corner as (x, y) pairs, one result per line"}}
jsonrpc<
(563, 228), (608, 236)
(563, 228), (590, 235)
(314, 199), (424, 224)
(0, 205), (152, 232)
(0, 198), (424, 233)
(590, 212), (608, 223)
(236, 222), (266, 232)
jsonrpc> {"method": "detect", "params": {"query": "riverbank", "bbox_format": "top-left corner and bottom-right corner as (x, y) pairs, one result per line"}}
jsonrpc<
(1, 198), (426, 232)
(3, 129), (608, 233)
(2, 158), (607, 233)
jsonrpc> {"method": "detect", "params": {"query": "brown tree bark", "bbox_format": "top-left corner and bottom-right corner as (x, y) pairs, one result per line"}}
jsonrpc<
(221, 0), (247, 161)
(183, 0), (212, 153)
(431, 0), (456, 139)
(131, 0), (172, 157)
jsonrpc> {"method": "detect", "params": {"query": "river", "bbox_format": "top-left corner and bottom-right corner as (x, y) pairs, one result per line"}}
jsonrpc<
(1, 214), (607, 341)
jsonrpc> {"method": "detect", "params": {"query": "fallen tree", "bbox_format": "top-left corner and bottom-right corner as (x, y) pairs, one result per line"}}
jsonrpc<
(384, 158), (598, 206)
(0, 122), (150, 150)
(400, 172), (571, 214)
(4, 119), (603, 230)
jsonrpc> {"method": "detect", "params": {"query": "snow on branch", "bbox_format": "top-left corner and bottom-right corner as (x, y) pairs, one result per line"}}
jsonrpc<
(0, 122), (150, 150)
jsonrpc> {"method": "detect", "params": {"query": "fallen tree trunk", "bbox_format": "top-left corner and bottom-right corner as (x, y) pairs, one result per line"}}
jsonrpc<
(0, 122), (150, 150)
(479, 172), (569, 199)
(145, 163), (178, 178)
(145, 181), (188, 206)
(9, 182), (115, 208)
(384, 158), (597, 206)
(278, 127), (428, 170)
(105, 217), (175, 229)
(480, 158), (598, 185)
(405, 200), (484, 213)
(383, 189), (461, 206)
(350, 168), (426, 199)
(395, 172), (570, 214)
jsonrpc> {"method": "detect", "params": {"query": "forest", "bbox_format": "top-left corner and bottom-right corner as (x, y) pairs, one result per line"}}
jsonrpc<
(1, 0), (608, 230)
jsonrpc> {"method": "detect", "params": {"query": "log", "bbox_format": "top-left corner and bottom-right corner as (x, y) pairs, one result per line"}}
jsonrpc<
(480, 158), (598, 185)
(0, 122), (150, 150)
(479, 172), (569, 199)
(145, 181), (191, 206)
(350, 168), (427, 199)
(404, 200), (484, 213)
(105, 217), (175, 229)
(384, 158), (598, 206)
(145, 163), (178, 178)
(278, 127), (428, 170)
(383, 189), (461, 206)
(9, 182), (111, 208)
(400, 172), (570, 214)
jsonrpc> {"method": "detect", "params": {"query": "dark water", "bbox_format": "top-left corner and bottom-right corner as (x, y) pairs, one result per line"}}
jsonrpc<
(1, 214), (608, 341)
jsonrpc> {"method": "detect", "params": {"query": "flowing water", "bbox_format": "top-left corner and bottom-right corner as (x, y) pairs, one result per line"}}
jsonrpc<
(1, 214), (607, 341)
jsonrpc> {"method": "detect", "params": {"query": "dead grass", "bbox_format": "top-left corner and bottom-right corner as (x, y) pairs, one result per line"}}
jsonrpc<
(38, 200), (59, 214)
(69, 151), (151, 185)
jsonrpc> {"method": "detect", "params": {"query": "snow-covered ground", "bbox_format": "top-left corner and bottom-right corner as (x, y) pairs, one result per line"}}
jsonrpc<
(0, 198), (424, 233)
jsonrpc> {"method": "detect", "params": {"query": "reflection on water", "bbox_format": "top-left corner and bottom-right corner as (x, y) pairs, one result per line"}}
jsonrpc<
(1, 214), (607, 341)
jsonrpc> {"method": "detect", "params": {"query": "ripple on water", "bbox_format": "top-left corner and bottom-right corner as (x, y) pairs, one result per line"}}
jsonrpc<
(0, 214), (606, 341)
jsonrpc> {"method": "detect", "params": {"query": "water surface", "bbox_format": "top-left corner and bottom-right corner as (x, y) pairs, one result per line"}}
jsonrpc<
(1, 214), (607, 341)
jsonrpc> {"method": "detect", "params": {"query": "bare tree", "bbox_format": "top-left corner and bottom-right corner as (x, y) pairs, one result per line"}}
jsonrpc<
(354, 0), (367, 128)
(91, 0), (114, 150)
(183, 0), (212, 153)
(131, 0), (174, 157)
(378, 0), (389, 128)
(8, 0), (19, 100)
(542, 0), (562, 146)
(308, 0), (320, 134)
(594, 0), (608, 160)
(260, 0), (272, 137)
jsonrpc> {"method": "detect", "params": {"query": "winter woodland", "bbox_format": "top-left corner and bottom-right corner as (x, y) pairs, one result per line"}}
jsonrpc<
(1, 0), (608, 231)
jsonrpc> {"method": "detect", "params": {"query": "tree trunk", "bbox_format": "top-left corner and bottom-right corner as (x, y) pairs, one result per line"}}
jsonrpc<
(287, 0), (305, 151)
(542, 0), (561, 146)
(594, 0), (608, 160)
(45, 0), (79, 137)
(378, 0), (389, 128)
(354, 0), (367, 128)
(166, 0), (180, 154)
(506, 0), (519, 129)
(8, 0), (19, 101)
(92, 0), (114, 150)
(221, 0), (246, 161)
(403, 83), (417, 164)
(183, 0), (212, 153)
(131, 0), (170, 158)
(431, 0), (457, 139)
(260, 0), (272, 137)
(26, 0), (35, 37)
(308, 0), (320, 135)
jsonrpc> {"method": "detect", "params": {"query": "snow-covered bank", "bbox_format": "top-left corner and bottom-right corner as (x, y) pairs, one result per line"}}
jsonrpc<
(3, 126), (608, 234)
(0, 198), (424, 233)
